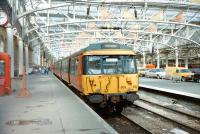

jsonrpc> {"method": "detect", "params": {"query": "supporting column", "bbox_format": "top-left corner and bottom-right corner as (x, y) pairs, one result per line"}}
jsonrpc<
(25, 44), (29, 74)
(18, 37), (24, 76)
(185, 49), (189, 68)
(0, 36), (4, 52)
(41, 50), (44, 66)
(47, 54), (50, 67)
(143, 52), (146, 68)
(51, 56), (54, 65)
(175, 39), (179, 67)
(175, 48), (179, 67)
(38, 46), (41, 65)
(6, 26), (14, 78)
(165, 54), (168, 68)
(150, 34), (154, 64)
(73, 1), (76, 19)
(157, 50), (160, 68)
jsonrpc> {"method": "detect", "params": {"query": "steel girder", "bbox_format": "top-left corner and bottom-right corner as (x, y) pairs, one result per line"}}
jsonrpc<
(20, 0), (200, 58)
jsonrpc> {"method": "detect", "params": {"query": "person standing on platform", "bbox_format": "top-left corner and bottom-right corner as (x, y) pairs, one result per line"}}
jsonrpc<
(45, 67), (49, 75)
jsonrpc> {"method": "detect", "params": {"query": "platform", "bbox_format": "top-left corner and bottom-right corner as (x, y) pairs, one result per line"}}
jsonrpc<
(139, 78), (200, 99)
(0, 74), (117, 134)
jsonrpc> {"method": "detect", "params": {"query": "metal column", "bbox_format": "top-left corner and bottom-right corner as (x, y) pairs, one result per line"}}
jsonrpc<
(0, 36), (4, 52)
(175, 48), (179, 67)
(6, 26), (14, 78)
(18, 37), (24, 75)
(175, 39), (179, 67)
(41, 50), (44, 66)
(25, 44), (29, 74)
(185, 49), (189, 68)
(33, 46), (40, 65)
(157, 50), (160, 68)
(143, 52), (146, 68)
(150, 34), (153, 64)
(165, 54), (168, 68)
(38, 46), (41, 65)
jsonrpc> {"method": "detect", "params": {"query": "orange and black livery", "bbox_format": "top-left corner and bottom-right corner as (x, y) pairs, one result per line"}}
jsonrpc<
(54, 42), (139, 113)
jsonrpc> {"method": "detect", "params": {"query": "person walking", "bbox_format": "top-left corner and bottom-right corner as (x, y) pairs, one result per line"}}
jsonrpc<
(45, 67), (49, 74)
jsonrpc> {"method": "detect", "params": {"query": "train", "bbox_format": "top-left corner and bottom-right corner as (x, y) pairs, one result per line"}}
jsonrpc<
(53, 42), (139, 113)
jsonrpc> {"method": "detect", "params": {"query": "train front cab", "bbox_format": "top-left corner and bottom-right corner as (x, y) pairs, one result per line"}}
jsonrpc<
(80, 51), (139, 110)
(0, 52), (11, 96)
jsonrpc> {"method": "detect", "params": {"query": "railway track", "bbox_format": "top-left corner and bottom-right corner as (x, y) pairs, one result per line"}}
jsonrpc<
(121, 88), (200, 134)
(104, 114), (151, 134)
(60, 76), (200, 133)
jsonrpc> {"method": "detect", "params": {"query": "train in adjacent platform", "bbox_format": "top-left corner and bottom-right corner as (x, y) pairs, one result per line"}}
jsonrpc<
(53, 42), (139, 113)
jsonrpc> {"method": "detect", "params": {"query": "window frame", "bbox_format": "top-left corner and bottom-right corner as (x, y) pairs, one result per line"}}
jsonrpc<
(83, 55), (137, 75)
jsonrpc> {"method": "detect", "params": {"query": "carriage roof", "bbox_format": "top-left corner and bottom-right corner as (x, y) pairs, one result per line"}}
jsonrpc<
(71, 42), (133, 56)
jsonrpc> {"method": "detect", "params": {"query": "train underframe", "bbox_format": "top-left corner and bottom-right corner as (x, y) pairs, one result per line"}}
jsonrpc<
(87, 92), (139, 114)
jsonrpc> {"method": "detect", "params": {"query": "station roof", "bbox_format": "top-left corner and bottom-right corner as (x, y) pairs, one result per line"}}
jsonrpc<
(14, 0), (200, 59)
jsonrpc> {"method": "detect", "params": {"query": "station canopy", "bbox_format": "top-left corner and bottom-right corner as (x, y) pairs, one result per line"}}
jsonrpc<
(19, 0), (200, 59)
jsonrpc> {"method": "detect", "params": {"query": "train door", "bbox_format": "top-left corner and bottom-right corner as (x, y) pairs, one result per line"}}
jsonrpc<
(61, 59), (68, 82)
(59, 61), (62, 78)
(66, 58), (70, 83)
(69, 57), (80, 90)
(77, 56), (83, 91)
(0, 53), (11, 96)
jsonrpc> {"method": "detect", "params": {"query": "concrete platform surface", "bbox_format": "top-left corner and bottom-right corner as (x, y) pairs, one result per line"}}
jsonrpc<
(139, 78), (200, 99)
(0, 74), (117, 134)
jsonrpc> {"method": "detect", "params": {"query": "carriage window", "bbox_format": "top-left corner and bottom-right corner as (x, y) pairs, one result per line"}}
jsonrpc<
(66, 60), (69, 73)
(62, 60), (68, 73)
(74, 59), (78, 76)
(70, 59), (75, 75)
(0, 60), (5, 76)
(179, 69), (191, 73)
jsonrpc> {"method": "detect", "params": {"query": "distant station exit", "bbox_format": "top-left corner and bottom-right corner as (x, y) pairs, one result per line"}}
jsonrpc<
(0, 52), (11, 96)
